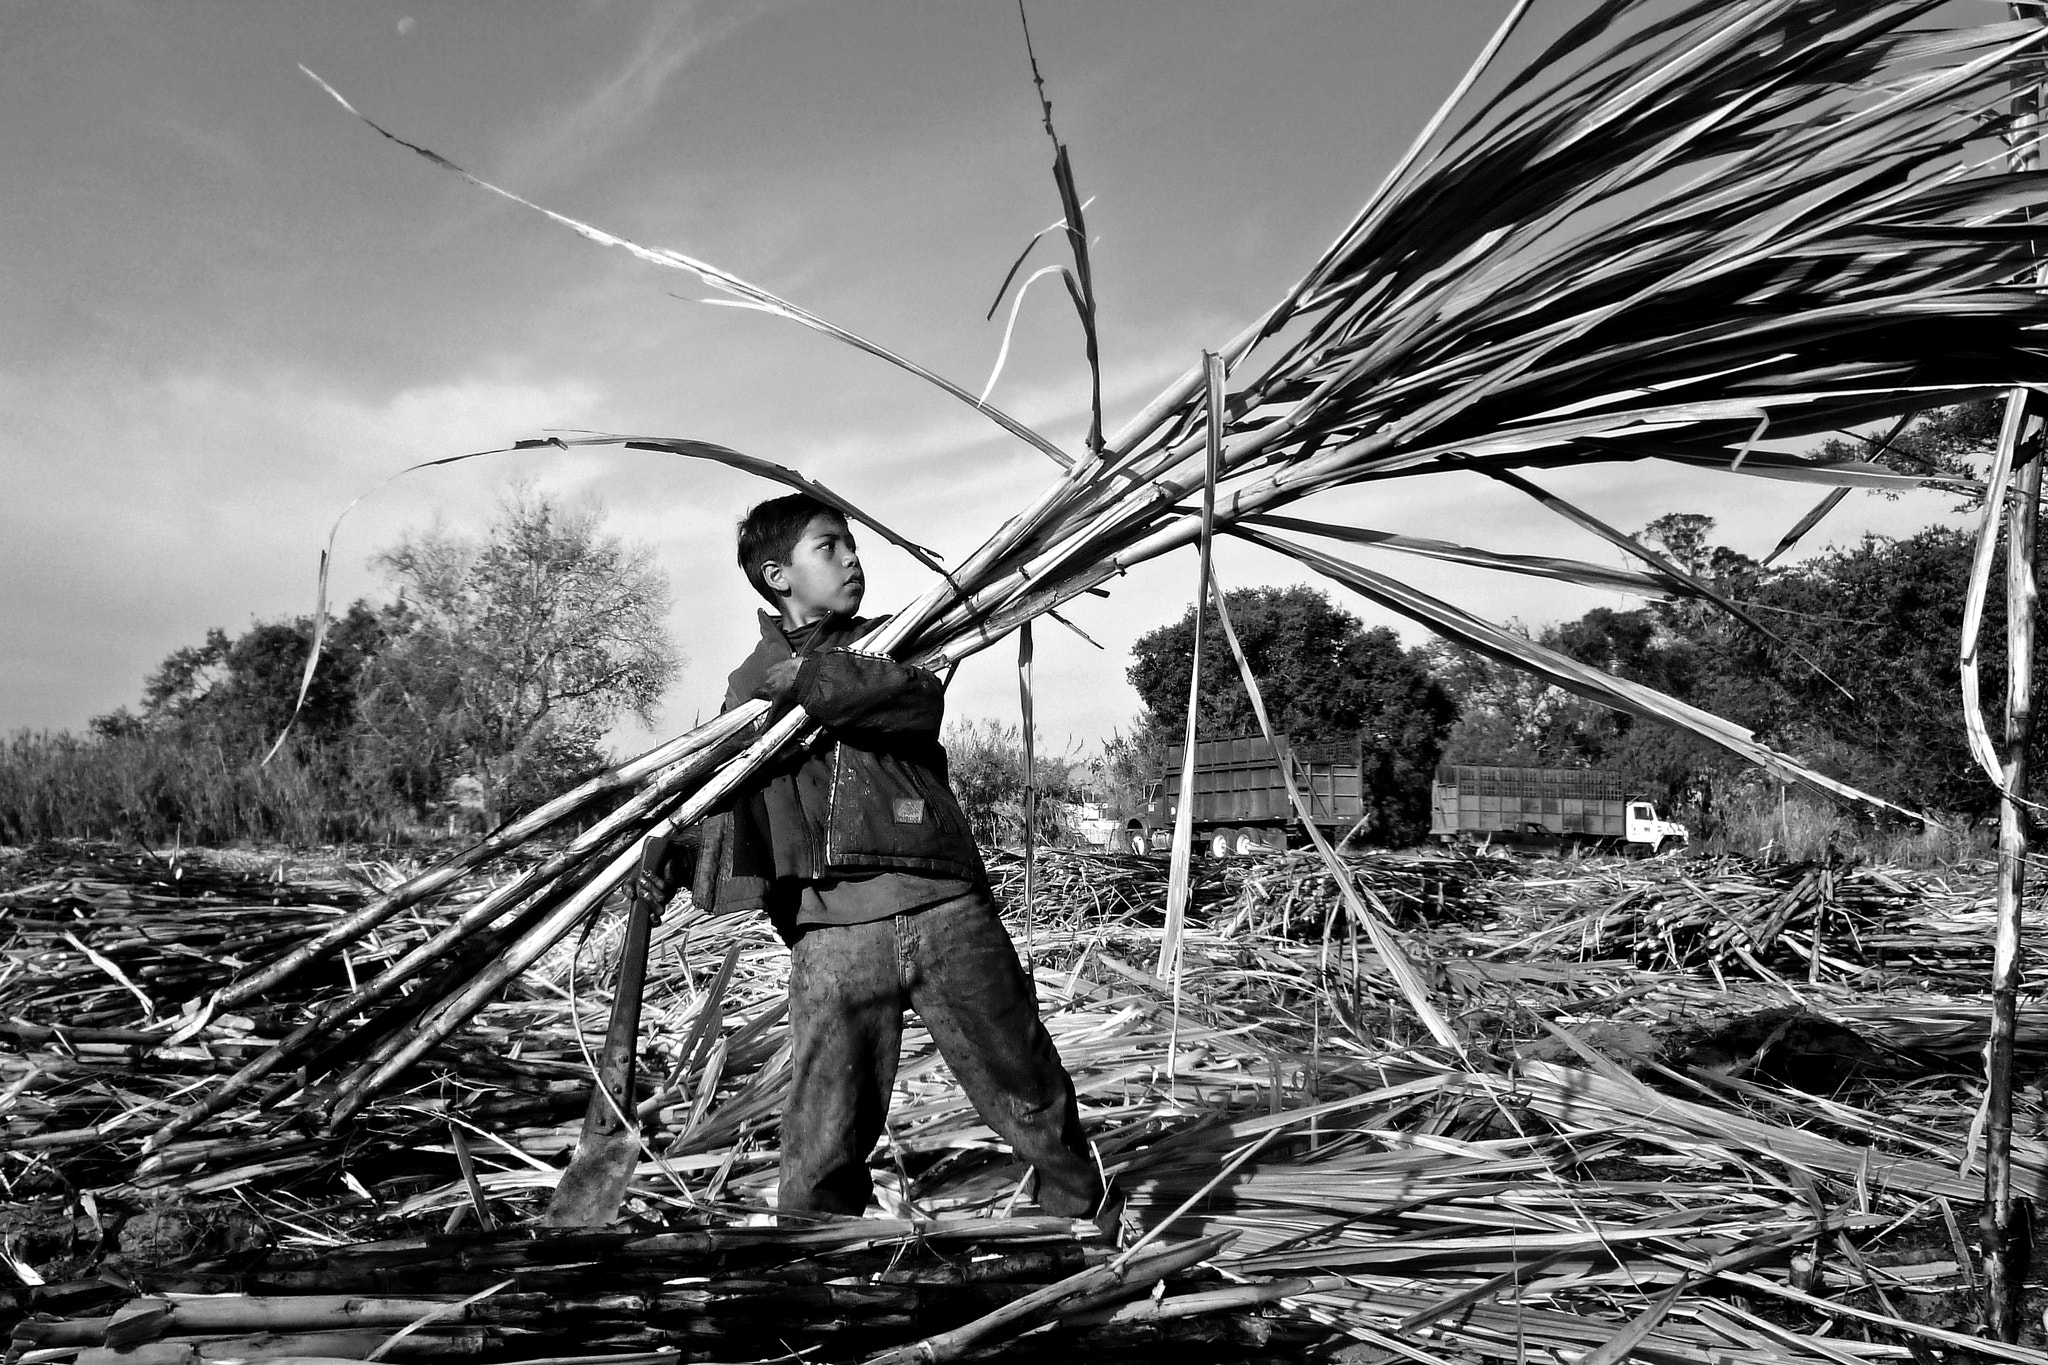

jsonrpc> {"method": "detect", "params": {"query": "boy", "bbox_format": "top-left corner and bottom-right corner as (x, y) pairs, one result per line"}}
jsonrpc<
(686, 492), (1112, 1228)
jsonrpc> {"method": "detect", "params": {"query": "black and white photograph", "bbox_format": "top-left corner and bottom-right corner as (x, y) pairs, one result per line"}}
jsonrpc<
(7, 2), (2048, 1359)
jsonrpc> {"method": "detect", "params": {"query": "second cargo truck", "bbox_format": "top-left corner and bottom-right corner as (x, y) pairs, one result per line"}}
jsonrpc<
(1429, 763), (1687, 854)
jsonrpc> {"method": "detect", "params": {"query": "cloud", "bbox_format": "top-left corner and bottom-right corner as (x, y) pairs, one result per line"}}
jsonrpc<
(496, 2), (768, 192)
(147, 116), (260, 178)
(791, 317), (1240, 473)
(0, 361), (606, 732)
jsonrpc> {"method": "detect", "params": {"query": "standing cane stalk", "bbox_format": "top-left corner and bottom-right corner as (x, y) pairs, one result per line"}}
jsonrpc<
(1983, 8), (2045, 1340)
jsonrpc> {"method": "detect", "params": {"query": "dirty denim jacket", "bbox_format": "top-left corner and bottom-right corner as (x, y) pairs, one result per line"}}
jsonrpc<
(696, 613), (985, 929)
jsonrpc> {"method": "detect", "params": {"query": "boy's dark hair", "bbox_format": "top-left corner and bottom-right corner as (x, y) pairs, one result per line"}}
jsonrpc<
(738, 493), (846, 605)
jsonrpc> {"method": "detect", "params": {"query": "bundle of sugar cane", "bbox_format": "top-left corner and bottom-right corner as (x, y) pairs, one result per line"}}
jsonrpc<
(146, 2), (2048, 1146)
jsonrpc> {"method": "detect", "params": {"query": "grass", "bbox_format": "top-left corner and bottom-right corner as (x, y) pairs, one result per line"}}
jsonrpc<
(0, 729), (422, 848)
(1696, 788), (1994, 868)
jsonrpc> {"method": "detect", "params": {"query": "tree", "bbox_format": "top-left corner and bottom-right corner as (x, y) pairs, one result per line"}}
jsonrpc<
(1744, 526), (2032, 816)
(1810, 399), (2002, 501)
(942, 719), (1086, 847)
(1127, 585), (1456, 844)
(1640, 512), (1761, 635)
(94, 601), (394, 750)
(1426, 626), (1572, 768)
(360, 487), (681, 822)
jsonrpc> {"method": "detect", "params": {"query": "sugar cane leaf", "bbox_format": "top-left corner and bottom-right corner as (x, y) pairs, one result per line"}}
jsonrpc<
(1244, 513), (1688, 598)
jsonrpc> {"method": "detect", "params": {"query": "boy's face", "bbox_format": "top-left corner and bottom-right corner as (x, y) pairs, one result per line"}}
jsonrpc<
(764, 513), (864, 625)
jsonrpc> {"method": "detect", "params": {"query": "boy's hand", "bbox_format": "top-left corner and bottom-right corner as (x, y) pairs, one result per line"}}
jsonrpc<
(753, 658), (803, 705)
(629, 832), (677, 916)
(630, 864), (671, 909)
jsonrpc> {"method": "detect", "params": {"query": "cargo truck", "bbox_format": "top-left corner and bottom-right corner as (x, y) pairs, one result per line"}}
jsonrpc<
(1113, 732), (1371, 856)
(1429, 763), (1687, 854)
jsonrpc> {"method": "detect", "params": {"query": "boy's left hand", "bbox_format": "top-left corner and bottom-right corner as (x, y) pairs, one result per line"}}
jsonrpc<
(753, 658), (803, 705)
(630, 832), (678, 915)
(630, 864), (672, 909)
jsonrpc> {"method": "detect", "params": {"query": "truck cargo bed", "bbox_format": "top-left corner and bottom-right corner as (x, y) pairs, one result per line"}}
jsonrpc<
(1431, 764), (1626, 840)
(1163, 733), (1367, 830)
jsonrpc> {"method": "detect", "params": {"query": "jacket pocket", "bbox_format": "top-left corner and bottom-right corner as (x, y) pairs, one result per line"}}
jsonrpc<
(904, 759), (972, 840)
(824, 743), (978, 872)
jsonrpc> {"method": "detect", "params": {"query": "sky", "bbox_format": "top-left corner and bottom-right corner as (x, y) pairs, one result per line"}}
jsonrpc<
(1, 1), (1978, 760)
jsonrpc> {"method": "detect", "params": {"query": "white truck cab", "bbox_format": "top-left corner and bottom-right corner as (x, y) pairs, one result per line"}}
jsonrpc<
(1070, 802), (1121, 849)
(1624, 802), (1689, 854)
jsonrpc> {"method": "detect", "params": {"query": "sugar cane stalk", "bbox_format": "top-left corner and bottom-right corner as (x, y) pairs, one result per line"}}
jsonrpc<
(1155, 352), (1224, 983)
(1984, 10), (2045, 1340)
(1984, 401), (2041, 1341)
(859, 1232), (1236, 1365)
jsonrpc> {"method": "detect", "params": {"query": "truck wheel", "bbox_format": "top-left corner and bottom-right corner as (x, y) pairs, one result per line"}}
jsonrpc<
(1209, 830), (1234, 858)
(1234, 830), (1261, 857)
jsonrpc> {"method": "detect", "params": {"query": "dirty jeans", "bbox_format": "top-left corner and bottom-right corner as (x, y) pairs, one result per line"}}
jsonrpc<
(780, 889), (1101, 1219)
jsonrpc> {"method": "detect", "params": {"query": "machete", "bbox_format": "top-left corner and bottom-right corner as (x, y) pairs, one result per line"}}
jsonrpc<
(541, 832), (671, 1227)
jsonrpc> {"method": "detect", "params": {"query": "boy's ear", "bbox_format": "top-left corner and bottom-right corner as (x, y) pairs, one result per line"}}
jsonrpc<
(760, 559), (791, 596)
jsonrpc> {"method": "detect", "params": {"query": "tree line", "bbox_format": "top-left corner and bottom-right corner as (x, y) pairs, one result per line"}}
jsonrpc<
(1436, 518), (2023, 829)
(3, 403), (2019, 850)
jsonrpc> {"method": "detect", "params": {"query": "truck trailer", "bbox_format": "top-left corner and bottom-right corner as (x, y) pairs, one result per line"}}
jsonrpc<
(1114, 731), (1371, 856)
(1429, 764), (1687, 854)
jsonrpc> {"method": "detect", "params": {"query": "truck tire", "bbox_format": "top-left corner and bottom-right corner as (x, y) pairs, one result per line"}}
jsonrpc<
(1234, 829), (1261, 857)
(1209, 830), (1235, 858)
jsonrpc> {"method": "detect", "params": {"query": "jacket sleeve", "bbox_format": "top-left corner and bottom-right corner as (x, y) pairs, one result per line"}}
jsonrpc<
(794, 648), (945, 734)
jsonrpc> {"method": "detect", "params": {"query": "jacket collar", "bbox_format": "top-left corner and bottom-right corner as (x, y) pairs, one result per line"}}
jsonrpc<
(759, 609), (868, 655)
(724, 610), (888, 714)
